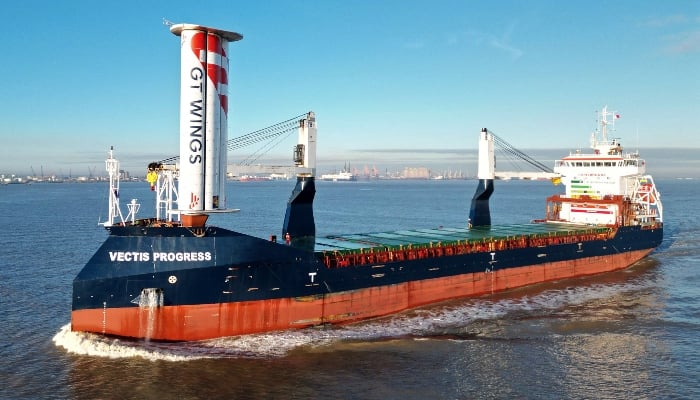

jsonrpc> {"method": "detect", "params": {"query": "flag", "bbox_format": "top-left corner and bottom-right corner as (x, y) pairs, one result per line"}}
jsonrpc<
(615, 114), (621, 119)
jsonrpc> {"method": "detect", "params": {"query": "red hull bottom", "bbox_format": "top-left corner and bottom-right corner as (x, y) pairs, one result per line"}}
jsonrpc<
(72, 249), (652, 341)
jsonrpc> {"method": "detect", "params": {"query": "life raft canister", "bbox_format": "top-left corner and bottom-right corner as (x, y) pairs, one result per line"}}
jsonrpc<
(146, 171), (158, 191)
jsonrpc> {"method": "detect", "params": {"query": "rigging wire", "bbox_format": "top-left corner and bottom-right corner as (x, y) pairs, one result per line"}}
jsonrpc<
(155, 112), (309, 165)
(228, 113), (306, 151)
(495, 148), (526, 172)
(489, 130), (553, 173)
(237, 125), (297, 166)
(153, 115), (553, 175)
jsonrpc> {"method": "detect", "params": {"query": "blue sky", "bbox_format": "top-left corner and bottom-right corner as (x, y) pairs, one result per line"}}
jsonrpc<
(1, 0), (698, 176)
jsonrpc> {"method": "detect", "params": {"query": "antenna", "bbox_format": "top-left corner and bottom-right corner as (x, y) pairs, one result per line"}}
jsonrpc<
(162, 18), (174, 27)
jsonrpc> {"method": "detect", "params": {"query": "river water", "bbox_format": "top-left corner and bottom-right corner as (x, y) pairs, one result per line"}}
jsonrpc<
(1, 178), (698, 399)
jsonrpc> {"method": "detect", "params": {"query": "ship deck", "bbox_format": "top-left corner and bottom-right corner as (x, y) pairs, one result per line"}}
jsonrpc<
(314, 223), (609, 253)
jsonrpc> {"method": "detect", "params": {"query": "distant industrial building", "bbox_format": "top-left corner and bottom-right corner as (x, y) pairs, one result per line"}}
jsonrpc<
(402, 167), (430, 179)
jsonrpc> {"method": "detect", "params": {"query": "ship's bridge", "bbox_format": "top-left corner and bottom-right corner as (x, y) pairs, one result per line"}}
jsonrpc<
(553, 146), (647, 200)
(554, 151), (646, 175)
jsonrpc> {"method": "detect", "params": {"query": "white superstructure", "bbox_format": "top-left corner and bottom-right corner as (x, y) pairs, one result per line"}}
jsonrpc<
(548, 106), (662, 227)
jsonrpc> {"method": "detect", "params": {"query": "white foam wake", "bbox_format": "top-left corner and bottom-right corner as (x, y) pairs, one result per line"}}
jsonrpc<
(52, 324), (202, 361)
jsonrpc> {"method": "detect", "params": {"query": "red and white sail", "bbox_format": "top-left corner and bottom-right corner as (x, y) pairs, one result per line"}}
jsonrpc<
(170, 24), (242, 212)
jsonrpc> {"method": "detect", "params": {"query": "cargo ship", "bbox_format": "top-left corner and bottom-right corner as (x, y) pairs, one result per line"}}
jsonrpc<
(71, 23), (663, 341)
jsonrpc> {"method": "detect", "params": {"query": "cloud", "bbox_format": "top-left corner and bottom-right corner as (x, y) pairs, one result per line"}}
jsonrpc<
(487, 36), (523, 59)
(639, 14), (689, 28)
(352, 148), (468, 155)
(637, 13), (700, 54)
(663, 30), (700, 54)
(402, 24), (524, 59)
(458, 22), (523, 60)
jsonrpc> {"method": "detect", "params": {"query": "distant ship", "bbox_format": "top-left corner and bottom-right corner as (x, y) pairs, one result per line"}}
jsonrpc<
(320, 163), (357, 181)
(320, 170), (357, 181)
(70, 23), (663, 341)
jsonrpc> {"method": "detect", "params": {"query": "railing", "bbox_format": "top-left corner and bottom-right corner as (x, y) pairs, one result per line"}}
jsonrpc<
(320, 228), (613, 269)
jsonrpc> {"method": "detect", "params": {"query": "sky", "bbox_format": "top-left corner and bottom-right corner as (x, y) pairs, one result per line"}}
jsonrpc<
(1, 0), (699, 177)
